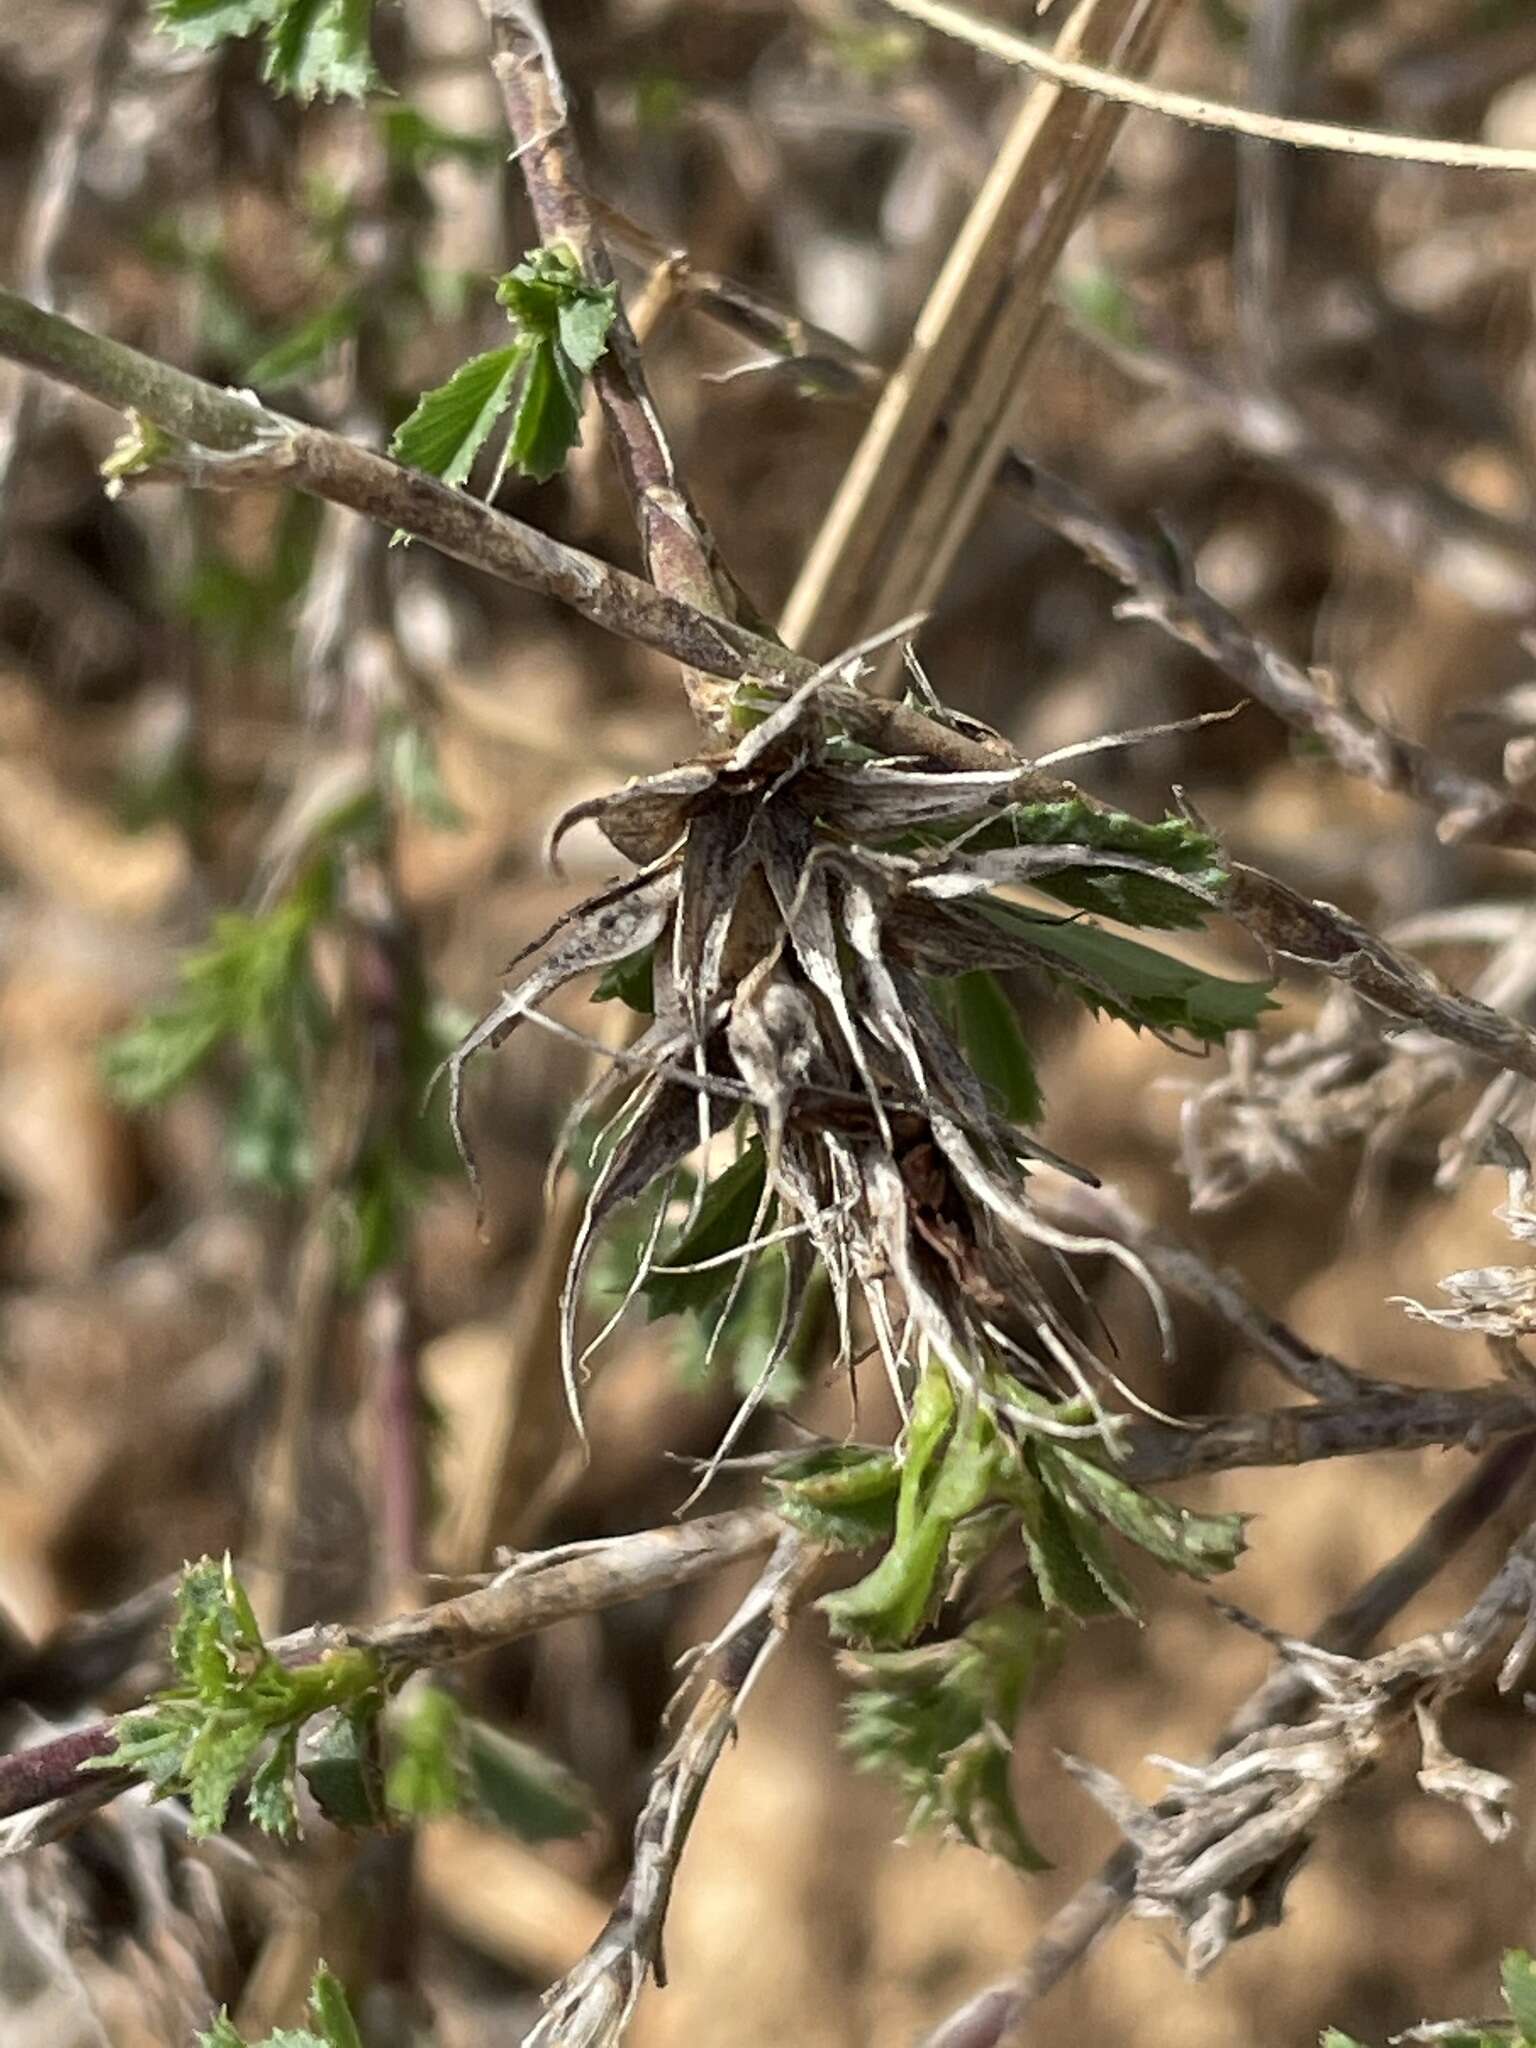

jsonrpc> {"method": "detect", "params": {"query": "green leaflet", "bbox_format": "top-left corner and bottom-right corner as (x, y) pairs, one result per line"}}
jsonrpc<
(771, 1445), (901, 1550)
(390, 345), (524, 489)
(842, 1604), (1061, 1871)
(463, 1719), (593, 1844)
(199, 1964), (361, 2048)
(154, 0), (379, 101)
(1006, 798), (1223, 930)
(820, 1365), (995, 1648)
(946, 969), (1043, 1123)
(1505, 1953), (1536, 2040)
(982, 899), (1274, 1043)
(391, 246), (618, 493)
(592, 944), (656, 1013)
(812, 1371), (1245, 1647)
(641, 1143), (768, 1322)
(245, 295), (361, 386)
(1046, 1448), (1247, 1580)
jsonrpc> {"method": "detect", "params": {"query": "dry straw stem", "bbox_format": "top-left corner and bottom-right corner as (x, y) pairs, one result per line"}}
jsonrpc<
(883, 0), (1536, 173)
(921, 1432), (1536, 2048)
(780, 0), (1179, 660)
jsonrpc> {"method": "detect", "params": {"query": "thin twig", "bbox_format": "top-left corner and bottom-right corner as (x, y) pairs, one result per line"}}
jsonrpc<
(0, 1508), (782, 1828)
(482, 0), (748, 728)
(883, 0), (1536, 172)
(0, 0), (133, 532)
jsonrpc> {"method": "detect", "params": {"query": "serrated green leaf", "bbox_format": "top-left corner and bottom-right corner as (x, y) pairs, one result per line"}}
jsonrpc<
(101, 1005), (226, 1107)
(184, 1714), (268, 1835)
(264, 0), (377, 101)
(1013, 799), (1221, 929)
(1049, 1450), (1246, 1580)
(505, 335), (583, 485)
(247, 1726), (301, 1839)
(557, 290), (618, 376)
(771, 1446), (901, 1550)
(982, 901), (1274, 1043)
(246, 296), (360, 386)
(308, 1967), (363, 2048)
(949, 970), (1043, 1124)
(464, 1720), (593, 1843)
(198, 2015), (252, 2048)
(390, 344), (524, 488)
(642, 1143), (768, 1322)
(300, 1705), (386, 1829)
(1013, 1461), (1132, 1619)
(1504, 1952), (1536, 2037)
(842, 1603), (1060, 1870)
(1319, 2033), (1369, 2048)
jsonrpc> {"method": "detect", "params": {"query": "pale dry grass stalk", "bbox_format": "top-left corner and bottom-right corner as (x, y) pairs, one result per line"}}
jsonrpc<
(780, 0), (1180, 663)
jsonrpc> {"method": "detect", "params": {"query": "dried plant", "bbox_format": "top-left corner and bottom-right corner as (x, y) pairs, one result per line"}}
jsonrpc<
(4, 4), (1536, 2048)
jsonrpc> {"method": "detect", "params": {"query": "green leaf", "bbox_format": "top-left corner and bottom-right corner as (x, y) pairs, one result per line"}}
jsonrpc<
(376, 104), (501, 172)
(820, 1366), (996, 1648)
(247, 1726), (301, 1839)
(1319, 2034), (1369, 2048)
(229, 1063), (314, 1194)
(198, 2016), (254, 2048)
(592, 944), (656, 1014)
(983, 902), (1274, 1044)
(641, 1143), (768, 1322)
(464, 1720), (593, 1843)
(1012, 1460), (1132, 1620)
(384, 1684), (464, 1820)
(387, 723), (466, 831)
(948, 970), (1043, 1124)
(771, 1446), (901, 1550)
(264, 0), (377, 101)
(197, 1964), (359, 2048)
(100, 1004), (226, 1107)
(390, 344), (524, 489)
(246, 296), (361, 386)
(1048, 1450), (1247, 1581)
(1010, 799), (1222, 930)
(155, 0), (377, 100)
(504, 334), (583, 485)
(1504, 1952), (1536, 2037)
(308, 1967), (363, 2048)
(300, 1704), (386, 1829)
(842, 1603), (1061, 1870)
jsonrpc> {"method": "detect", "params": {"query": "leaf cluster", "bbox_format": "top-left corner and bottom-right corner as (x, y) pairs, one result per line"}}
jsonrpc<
(390, 246), (618, 489)
(775, 1364), (1245, 1650)
(95, 1557), (384, 1839)
(154, 0), (379, 102)
(841, 1603), (1062, 1870)
(201, 1964), (361, 2048)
